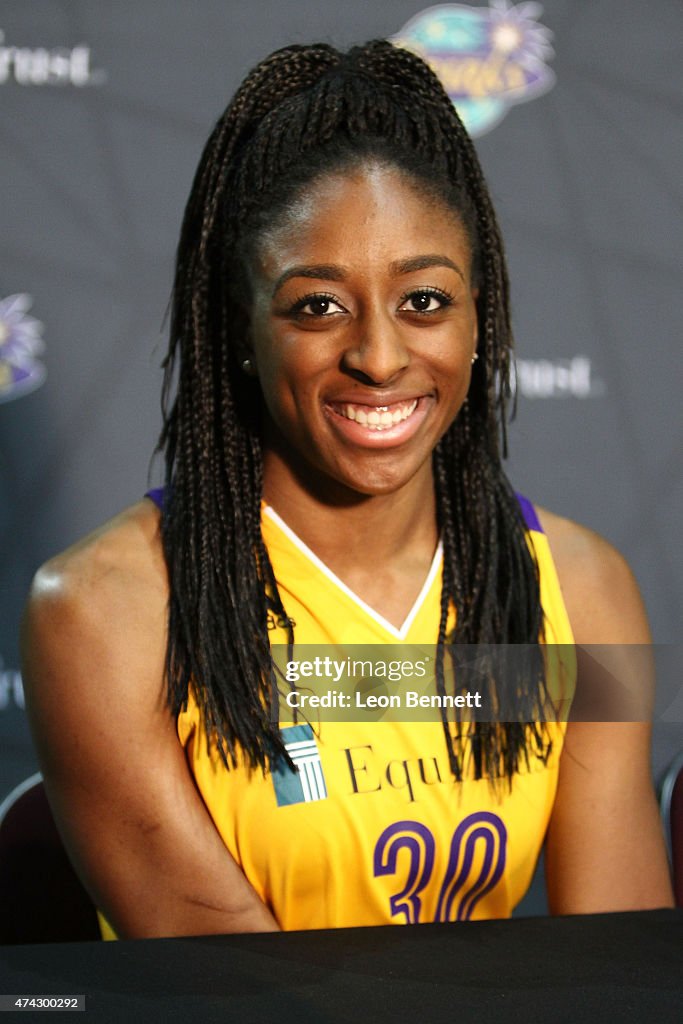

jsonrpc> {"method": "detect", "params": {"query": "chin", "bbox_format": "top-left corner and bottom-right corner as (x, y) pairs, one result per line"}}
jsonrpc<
(329, 456), (431, 500)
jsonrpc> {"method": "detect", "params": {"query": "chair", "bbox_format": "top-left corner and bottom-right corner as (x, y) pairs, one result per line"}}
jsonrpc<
(0, 773), (100, 943)
(659, 750), (683, 909)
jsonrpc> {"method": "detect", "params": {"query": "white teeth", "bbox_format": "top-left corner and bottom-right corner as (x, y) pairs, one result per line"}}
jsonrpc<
(337, 400), (418, 430)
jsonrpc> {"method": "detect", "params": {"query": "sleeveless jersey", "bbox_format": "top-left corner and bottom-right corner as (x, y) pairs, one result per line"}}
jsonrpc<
(173, 497), (574, 930)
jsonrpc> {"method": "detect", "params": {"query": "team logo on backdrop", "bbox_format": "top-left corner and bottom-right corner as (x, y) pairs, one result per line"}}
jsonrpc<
(392, 1), (555, 136)
(0, 655), (24, 712)
(272, 725), (328, 807)
(514, 357), (605, 399)
(0, 294), (46, 403)
(0, 29), (105, 86)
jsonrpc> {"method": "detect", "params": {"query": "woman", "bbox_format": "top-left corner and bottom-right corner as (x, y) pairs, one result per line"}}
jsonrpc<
(21, 41), (672, 938)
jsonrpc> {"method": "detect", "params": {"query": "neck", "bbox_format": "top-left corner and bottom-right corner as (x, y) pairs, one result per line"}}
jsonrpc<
(261, 451), (438, 571)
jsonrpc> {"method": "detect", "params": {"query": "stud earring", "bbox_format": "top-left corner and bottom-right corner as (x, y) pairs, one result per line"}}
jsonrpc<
(241, 357), (254, 375)
(471, 352), (479, 364)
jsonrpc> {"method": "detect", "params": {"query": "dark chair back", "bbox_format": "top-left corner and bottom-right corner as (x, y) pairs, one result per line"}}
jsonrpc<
(660, 751), (683, 908)
(0, 774), (100, 943)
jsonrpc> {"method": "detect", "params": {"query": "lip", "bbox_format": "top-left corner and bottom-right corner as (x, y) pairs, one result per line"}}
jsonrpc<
(323, 395), (431, 448)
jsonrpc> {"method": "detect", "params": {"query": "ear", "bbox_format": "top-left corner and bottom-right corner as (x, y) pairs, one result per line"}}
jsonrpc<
(237, 339), (258, 377)
(240, 356), (258, 377)
(235, 318), (259, 378)
(471, 289), (479, 359)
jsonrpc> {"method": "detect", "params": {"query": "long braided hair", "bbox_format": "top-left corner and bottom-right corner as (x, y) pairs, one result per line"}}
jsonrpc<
(159, 40), (551, 783)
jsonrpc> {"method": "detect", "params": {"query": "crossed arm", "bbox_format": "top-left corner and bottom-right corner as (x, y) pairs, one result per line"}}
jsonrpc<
(21, 501), (279, 938)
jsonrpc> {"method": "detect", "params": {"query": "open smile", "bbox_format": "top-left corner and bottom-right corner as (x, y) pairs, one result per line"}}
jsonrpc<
(324, 396), (430, 447)
(332, 398), (418, 429)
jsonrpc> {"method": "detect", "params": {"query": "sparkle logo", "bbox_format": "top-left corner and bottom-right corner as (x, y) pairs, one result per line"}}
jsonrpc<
(392, 1), (555, 136)
(0, 29), (105, 87)
(0, 294), (46, 403)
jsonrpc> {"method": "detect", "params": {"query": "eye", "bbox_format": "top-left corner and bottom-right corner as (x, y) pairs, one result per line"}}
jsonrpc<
(289, 293), (346, 317)
(399, 288), (454, 314)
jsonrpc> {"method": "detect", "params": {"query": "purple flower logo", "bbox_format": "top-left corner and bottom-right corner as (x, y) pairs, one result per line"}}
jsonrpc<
(488, 0), (554, 63)
(0, 293), (46, 403)
(393, 2), (555, 136)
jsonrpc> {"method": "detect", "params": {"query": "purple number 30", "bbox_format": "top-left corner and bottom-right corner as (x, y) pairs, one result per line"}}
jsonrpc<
(373, 812), (507, 923)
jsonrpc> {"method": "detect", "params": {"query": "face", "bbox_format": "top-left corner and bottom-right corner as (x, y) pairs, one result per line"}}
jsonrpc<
(247, 164), (479, 501)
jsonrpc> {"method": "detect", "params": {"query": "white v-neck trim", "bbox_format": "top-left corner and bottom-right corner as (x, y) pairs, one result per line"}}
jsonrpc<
(263, 504), (443, 641)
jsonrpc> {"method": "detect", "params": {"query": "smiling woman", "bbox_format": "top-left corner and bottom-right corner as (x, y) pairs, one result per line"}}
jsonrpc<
(21, 40), (672, 939)
(251, 166), (478, 499)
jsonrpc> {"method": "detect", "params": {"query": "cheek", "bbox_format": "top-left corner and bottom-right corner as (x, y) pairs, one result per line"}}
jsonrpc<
(257, 326), (327, 392)
(431, 344), (475, 419)
(432, 331), (475, 379)
(254, 340), (322, 435)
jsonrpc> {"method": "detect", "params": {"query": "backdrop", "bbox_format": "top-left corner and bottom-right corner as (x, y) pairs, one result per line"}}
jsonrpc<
(1, 1), (681, 912)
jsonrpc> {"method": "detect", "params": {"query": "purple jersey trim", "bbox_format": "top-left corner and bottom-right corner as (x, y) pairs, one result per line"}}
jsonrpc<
(145, 487), (165, 510)
(516, 493), (543, 533)
(144, 486), (543, 532)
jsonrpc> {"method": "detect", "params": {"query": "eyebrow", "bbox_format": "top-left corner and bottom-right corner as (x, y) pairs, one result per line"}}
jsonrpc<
(273, 264), (346, 295)
(272, 253), (465, 295)
(390, 254), (465, 281)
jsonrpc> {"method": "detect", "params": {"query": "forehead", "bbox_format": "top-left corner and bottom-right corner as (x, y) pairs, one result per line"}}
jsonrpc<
(253, 164), (472, 282)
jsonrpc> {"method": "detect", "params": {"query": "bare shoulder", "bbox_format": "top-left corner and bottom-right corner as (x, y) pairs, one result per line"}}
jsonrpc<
(22, 498), (168, 714)
(536, 505), (650, 645)
(28, 498), (165, 610)
(26, 498), (165, 624)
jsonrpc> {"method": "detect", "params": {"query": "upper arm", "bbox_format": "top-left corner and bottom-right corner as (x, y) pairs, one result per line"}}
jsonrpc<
(21, 503), (277, 937)
(538, 510), (673, 913)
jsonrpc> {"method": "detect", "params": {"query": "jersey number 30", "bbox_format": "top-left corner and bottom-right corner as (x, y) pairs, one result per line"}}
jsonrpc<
(372, 813), (507, 923)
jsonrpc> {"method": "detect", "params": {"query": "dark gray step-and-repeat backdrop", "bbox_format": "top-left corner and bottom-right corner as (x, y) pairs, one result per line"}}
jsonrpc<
(1, 2), (681, 912)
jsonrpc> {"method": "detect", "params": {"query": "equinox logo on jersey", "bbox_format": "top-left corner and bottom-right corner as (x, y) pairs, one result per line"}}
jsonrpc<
(272, 724), (328, 807)
(344, 744), (446, 803)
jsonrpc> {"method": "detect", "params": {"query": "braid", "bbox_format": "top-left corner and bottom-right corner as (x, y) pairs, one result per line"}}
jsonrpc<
(159, 39), (551, 782)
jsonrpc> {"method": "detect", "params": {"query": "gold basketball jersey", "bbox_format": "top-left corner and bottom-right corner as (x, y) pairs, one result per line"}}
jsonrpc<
(175, 499), (574, 930)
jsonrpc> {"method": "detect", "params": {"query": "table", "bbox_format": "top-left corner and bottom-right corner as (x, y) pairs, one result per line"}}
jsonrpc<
(1, 910), (681, 1023)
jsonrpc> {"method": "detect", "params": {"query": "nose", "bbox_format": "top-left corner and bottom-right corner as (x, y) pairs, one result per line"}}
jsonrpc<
(342, 308), (410, 386)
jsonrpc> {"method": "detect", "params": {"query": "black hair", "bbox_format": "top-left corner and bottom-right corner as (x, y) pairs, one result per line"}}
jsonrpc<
(159, 40), (551, 783)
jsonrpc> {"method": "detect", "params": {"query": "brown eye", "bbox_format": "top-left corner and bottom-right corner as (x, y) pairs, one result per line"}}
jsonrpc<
(289, 293), (346, 317)
(410, 293), (435, 312)
(308, 297), (333, 316)
(399, 289), (453, 314)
